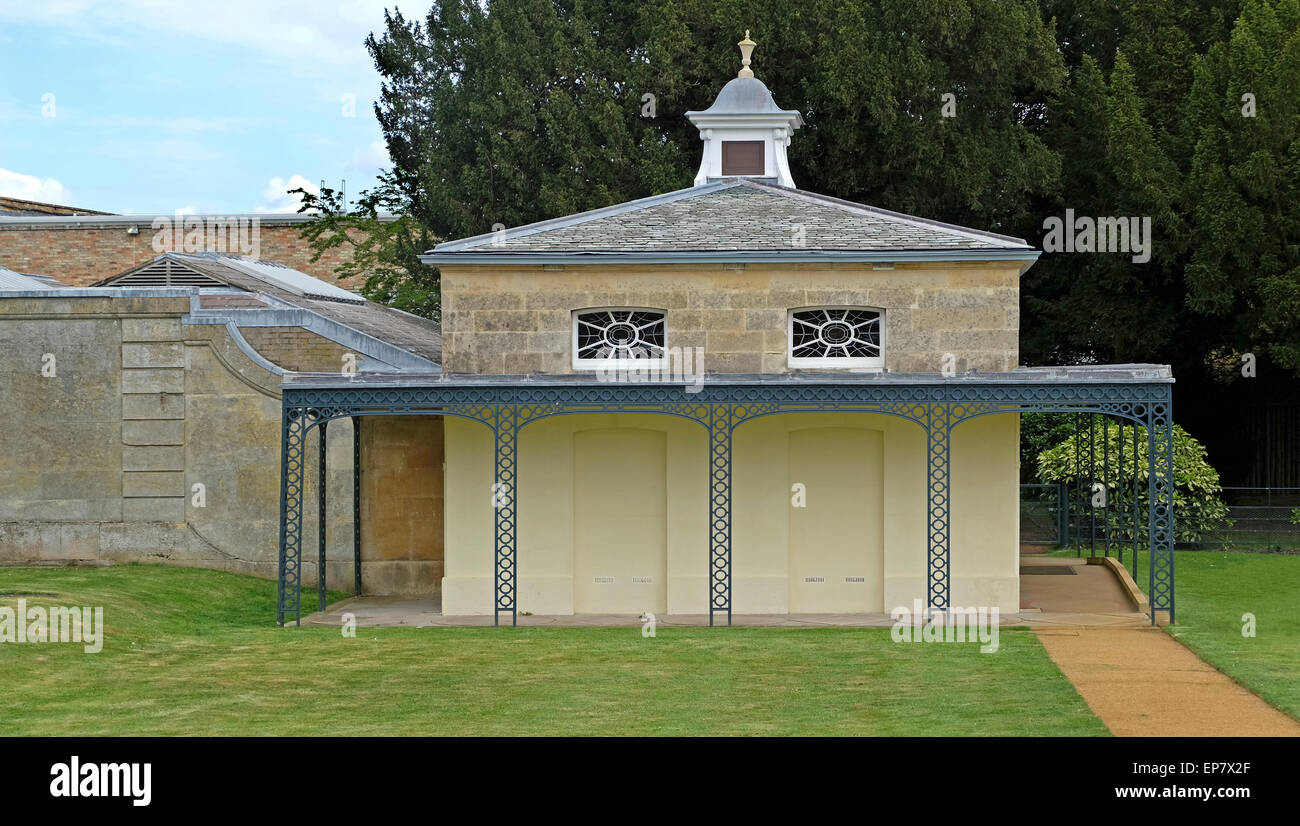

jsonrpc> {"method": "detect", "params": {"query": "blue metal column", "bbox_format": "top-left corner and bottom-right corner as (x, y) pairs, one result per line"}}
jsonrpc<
(352, 416), (362, 597)
(277, 407), (307, 626)
(1072, 413), (1082, 556)
(1086, 413), (1097, 557)
(708, 403), (733, 626)
(926, 401), (952, 611)
(318, 420), (329, 611)
(1057, 482), (1069, 548)
(1132, 422), (1140, 580)
(1117, 419), (1124, 564)
(1147, 391), (1176, 623)
(1102, 415), (1111, 557)
(493, 404), (518, 627)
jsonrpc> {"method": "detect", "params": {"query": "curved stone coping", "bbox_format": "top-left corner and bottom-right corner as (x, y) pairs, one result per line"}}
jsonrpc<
(185, 293), (438, 373)
(183, 322), (282, 398)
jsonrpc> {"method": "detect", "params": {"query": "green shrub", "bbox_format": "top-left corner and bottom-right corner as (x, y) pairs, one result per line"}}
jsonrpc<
(1019, 412), (1077, 482)
(1035, 423), (1231, 544)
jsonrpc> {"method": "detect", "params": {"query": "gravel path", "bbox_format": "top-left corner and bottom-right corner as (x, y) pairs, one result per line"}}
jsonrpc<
(1036, 628), (1300, 737)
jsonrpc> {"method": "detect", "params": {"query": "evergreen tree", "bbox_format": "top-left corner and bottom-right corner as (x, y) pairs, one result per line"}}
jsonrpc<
(1185, 0), (1300, 371)
(355, 0), (1064, 247)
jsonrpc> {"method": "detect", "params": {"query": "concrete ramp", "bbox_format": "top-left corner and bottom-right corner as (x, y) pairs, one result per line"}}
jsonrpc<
(1019, 555), (1149, 627)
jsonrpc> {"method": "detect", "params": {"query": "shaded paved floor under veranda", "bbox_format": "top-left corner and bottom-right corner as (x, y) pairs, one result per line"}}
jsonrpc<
(301, 555), (1150, 629)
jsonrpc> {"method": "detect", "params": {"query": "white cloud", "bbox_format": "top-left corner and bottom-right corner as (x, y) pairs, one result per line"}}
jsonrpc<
(0, 1), (397, 75)
(256, 174), (318, 213)
(0, 168), (71, 204)
(345, 139), (390, 177)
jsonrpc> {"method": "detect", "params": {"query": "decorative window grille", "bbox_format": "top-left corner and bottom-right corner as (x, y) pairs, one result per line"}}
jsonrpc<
(573, 308), (667, 367)
(788, 307), (883, 368)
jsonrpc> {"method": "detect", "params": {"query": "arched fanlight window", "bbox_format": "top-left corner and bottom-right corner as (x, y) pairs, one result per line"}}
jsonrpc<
(788, 307), (884, 368)
(573, 308), (667, 368)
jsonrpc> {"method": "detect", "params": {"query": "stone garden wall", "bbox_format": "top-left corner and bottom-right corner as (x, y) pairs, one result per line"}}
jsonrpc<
(0, 292), (443, 597)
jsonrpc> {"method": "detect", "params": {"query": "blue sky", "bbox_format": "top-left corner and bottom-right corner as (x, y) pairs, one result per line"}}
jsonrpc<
(0, 0), (406, 214)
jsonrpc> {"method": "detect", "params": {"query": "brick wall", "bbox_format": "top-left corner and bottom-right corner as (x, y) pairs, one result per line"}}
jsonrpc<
(440, 261), (1021, 375)
(238, 326), (363, 373)
(0, 222), (365, 289)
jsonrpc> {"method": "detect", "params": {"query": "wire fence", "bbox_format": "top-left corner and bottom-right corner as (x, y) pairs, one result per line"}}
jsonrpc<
(1019, 483), (1066, 545)
(1019, 484), (1300, 553)
(1199, 487), (1300, 552)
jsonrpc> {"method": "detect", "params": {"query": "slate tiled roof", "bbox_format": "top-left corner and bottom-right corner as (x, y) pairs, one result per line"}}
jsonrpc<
(93, 252), (442, 364)
(0, 265), (66, 290)
(281, 293), (443, 364)
(431, 179), (1030, 256)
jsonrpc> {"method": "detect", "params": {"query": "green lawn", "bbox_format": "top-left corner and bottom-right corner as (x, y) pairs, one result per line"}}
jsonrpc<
(0, 565), (1106, 736)
(1051, 546), (1300, 720)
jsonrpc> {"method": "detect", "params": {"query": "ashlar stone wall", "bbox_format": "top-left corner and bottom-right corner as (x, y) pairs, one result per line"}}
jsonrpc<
(0, 293), (443, 598)
(440, 261), (1021, 375)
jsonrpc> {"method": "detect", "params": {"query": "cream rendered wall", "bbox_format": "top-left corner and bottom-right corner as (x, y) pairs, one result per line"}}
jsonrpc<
(573, 428), (668, 613)
(734, 413), (920, 613)
(949, 413), (1021, 610)
(442, 413), (707, 615)
(442, 416), (497, 614)
(443, 409), (1020, 615)
(787, 427), (883, 612)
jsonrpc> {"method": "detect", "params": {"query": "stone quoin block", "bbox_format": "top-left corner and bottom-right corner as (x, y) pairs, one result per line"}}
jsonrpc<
(120, 317), (184, 342)
(121, 393), (186, 420)
(121, 341), (185, 369)
(121, 368), (185, 394)
(121, 471), (185, 498)
(122, 419), (186, 446)
(122, 445), (185, 472)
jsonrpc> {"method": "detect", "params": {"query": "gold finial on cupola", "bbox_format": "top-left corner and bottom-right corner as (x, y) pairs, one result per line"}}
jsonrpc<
(737, 30), (756, 78)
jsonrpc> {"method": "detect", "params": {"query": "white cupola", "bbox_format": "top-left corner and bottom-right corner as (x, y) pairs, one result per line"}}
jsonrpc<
(685, 31), (804, 188)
